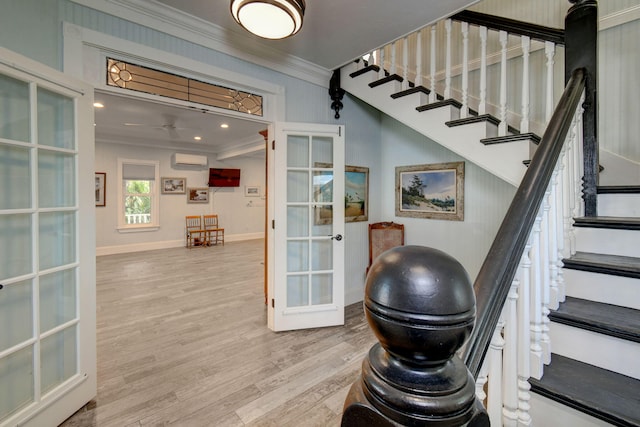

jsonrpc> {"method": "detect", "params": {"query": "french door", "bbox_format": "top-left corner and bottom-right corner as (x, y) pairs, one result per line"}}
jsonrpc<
(268, 122), (345, 331)
(0, 48), (96, 426)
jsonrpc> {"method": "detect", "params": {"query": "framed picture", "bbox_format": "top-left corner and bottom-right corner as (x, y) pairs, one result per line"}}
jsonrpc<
(395, 162), (464, 221)
(314, 164), (369, 224)
(245, 185), (260, 197)
(95, 172), (106, 207)
(161, 177), (186, 194)
(187, 187), (209, 203)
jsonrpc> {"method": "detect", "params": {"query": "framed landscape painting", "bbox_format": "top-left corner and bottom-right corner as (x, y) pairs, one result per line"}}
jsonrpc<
(187, 187), (209, 203)
(395, 162), (464, 221)
(161, 177), (186, 194)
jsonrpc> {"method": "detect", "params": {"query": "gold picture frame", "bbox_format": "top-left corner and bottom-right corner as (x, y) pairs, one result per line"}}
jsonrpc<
(395, 162), (464, 221)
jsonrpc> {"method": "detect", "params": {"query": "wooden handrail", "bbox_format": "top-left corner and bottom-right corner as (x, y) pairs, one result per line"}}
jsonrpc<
(462, 68), (586, 378)
(451, 10), (565, 44)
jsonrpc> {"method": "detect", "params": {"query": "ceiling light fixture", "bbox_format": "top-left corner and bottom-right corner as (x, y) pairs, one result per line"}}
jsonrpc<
(230, 0), (305, 40)
(93, 102), (104, 108)
(194, 136), (202, 141)
(220, 123), (229, 129)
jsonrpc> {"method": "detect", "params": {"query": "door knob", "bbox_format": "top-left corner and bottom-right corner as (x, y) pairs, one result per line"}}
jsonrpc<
(330, 234), (343, 241)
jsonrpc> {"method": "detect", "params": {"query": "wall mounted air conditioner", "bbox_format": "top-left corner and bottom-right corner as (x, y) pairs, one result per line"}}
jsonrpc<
(172, 153), (208, 168)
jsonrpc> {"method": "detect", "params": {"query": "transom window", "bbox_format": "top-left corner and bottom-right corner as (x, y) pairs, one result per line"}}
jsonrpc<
(107, 58), (263, 116)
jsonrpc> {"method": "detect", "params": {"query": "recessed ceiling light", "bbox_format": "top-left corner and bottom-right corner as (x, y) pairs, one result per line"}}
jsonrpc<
(93, 102), (104, 108)
(194, 136), (202, 141)
(220, 123), (229, 129)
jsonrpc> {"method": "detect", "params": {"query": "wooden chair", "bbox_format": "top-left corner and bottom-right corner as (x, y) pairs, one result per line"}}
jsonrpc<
(203, 214), (224, 246)
(367, 222), (405, 274)
(185, 215), (207, 248)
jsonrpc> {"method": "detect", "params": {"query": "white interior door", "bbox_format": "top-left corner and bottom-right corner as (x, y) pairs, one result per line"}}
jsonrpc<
(268, 122), (345, 332)
(0, 48), (96, 427)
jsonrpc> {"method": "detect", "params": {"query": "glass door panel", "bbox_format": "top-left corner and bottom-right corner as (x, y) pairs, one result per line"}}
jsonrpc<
(38, 150), (75, 208)
(37, 87), (75, 150)
(40, 326), (77, 394)
(0, 145), (31, 209)
(0, 279), (33, 351)
(0, 347), (35, 421)
(39, 211), (76, 270)
(0, 73), (30, 142)
(0, 214), (32, 280)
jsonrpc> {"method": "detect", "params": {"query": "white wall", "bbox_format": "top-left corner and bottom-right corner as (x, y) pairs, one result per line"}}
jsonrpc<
(380, 115), (516, 280)
(94, 142), (266, 254)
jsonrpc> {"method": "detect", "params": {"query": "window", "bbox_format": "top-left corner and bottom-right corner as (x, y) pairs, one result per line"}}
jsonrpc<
(117, 159), (160, 231)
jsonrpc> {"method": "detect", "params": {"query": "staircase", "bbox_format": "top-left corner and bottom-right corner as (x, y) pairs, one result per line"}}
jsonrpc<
(338, 9), (640, 426)
(529, 186), (640, 426)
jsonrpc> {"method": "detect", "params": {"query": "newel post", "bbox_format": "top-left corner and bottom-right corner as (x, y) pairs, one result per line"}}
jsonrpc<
(565, 0), (598, 216)
(342, 246), (489, 426)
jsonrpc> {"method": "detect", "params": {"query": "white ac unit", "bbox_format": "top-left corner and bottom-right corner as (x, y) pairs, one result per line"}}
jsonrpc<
(172, 153), (208, 168)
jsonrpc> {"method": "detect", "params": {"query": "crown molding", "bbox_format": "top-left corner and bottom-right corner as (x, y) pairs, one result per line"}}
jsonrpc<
(68, 0), (331, 87)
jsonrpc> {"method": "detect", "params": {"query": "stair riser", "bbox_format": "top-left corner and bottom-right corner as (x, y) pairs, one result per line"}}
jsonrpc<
(549, 322), (640, 379)
(574, 227), (640, 258)
(342, 68), (527, 186)
(530, 393), (613, 427)
(563, 269), (640, 310)
(598, 193), (640, 217)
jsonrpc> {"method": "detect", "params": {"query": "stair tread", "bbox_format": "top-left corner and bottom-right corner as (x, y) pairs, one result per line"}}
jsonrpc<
(530, 354), (640, 427)
(563, 251), (640, 279)
(369, 74), (402, 88)
(574, 216), (640, 230)
(481, 132), (541, 145)
(550, 296), (640, 343)
(598, 185), (640, 194)
(445, 114), (500, 127)
(390, 86), (430, 99)
(416, 98), (462, 112)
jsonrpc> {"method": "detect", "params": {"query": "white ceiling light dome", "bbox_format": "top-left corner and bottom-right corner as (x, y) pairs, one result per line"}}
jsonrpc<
(230, 0), (305, 40)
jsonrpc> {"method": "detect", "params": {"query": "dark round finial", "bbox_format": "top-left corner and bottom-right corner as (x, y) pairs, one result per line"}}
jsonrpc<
(364, 245), (476, 364)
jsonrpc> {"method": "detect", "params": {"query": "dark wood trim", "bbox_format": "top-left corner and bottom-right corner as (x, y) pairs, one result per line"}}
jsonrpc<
(390, 86), (430, 99)
(369, 74), (402, 88)
(481, 133), (541, 146)
(416, 98), (462, 112)
(349, 64), (379, 78)
(598, 185), (640, 194)
(573, 216), (640, 230)
(462, 68), (586, 378)
(446, 114), (500, 128)
(451, 10), (564, 45)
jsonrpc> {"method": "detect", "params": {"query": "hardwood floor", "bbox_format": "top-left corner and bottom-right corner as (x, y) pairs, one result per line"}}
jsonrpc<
(60, 239), (376, 427)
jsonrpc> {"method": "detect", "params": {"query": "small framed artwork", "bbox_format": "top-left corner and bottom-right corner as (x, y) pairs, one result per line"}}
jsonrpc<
(313, 163), (369, 224)
(395, 161), (464, 221)
(95, 172), (106, 207)
(161, 177), (186, 194)
(245, 185), (260, 197)
(187, 187), (209, 203)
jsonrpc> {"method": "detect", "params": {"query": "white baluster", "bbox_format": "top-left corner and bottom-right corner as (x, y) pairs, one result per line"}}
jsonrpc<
(562, 138), (574, 258)
(520, 36), (531, 133)
(567, 113), (579, 255)
(499, 30), (509, 136)
(476, 359), (489, 402)
(444, 19), (452, 99)
(415, 29), (423, 87)
(378, 47), (385, 80)
(548, 168), (561, 310)
(390, 41), (397, 76)
(430, 25), (437, 102)
(478, 26), (488, 115)
(556, 142), (570, 302)
(461, 22), (469, 118)
(402, 36), (409, 90)
(530, 214), (544, 379)
(541, 185), (552, 365)
(487, 318), (505, 426)
(517, 242), (533, 426)
(502, 279), (519, 426)
(575, 97), (586, 218)
(545, 41), (556, 123)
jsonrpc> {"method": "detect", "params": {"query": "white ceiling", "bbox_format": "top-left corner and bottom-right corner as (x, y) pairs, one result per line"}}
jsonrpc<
(94, 0), (478, 158)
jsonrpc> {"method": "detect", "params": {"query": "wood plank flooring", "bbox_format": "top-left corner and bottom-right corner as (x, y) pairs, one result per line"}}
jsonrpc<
(60, 239), (376, 427)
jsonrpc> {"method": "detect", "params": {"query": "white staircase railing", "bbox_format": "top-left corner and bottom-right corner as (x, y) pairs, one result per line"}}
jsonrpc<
(479, 93), (584, 425)
(354, 13), (564, 139)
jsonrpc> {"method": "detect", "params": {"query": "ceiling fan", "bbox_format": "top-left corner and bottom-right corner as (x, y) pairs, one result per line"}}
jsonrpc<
(123, 115), (200, 140)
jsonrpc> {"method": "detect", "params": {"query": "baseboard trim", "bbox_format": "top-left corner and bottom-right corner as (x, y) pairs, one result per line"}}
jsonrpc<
(97, 232), (265, 256)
